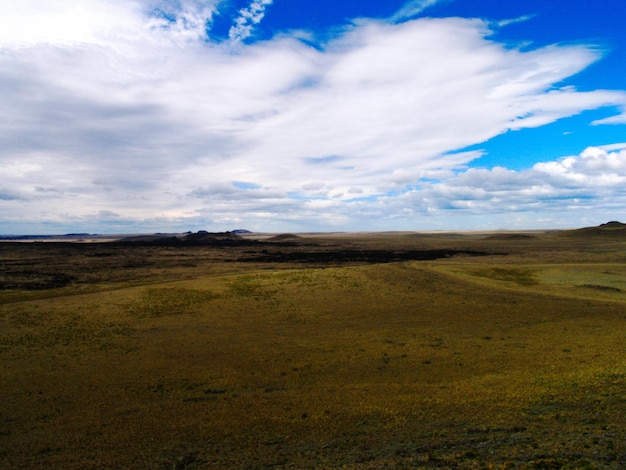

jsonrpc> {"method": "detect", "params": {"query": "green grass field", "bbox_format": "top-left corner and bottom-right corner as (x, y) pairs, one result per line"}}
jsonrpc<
(1, 232), (625, 468)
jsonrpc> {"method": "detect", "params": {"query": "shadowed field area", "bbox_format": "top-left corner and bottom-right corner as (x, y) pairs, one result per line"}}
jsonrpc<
(1, 229), (625, 468)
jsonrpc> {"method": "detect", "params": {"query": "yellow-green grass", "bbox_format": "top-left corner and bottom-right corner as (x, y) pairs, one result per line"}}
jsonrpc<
(434, 261), (626, 305)
(1, 246), (626, 468)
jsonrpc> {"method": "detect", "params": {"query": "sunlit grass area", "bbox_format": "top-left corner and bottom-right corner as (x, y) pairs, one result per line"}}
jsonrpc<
(1, 233), (625, 468)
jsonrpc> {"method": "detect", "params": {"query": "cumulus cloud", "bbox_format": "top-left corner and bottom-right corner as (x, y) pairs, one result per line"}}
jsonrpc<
(1, 1), (626, 233)
(386, 145), (626, 228)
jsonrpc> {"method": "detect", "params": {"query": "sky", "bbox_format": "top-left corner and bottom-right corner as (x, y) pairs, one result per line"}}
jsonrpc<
(1, 0), (625, 234)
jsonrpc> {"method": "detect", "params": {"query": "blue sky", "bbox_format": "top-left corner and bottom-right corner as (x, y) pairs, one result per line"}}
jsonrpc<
(1, 0), (625, 234)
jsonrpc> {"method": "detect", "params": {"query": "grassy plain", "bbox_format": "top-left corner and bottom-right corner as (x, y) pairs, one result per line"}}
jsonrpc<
(1, 229), (625, 469)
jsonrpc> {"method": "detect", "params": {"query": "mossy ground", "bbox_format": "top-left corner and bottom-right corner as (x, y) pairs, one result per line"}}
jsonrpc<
(1, 234), (625, 468)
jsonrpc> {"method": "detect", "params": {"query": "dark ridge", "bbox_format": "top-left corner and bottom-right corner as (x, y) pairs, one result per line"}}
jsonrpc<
(184, 231), (242, 242)
(239, 249), (488, 264)
(113, 231), (259, 247)
(561, 221), (626, 238)
(600, 221), (625, 228)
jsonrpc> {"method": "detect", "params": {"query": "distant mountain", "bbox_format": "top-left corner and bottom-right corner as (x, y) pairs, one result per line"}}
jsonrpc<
(232, 229), (252, 234)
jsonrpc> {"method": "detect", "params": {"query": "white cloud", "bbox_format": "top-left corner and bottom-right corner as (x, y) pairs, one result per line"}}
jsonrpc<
(1, 2), (626, 233)
(592, 107), (626, 125)
(0, 1), (218, 48)
(229, 0), (273, 43)
(397, 145), (626, 224)
(0, 0), (139, 47)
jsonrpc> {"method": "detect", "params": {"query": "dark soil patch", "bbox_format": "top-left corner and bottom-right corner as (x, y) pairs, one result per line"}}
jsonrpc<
(484, 234), (536, 240)
(0, 271), (75, 290)
(579, 284), (622, 293)
(239, 249), (488, 263)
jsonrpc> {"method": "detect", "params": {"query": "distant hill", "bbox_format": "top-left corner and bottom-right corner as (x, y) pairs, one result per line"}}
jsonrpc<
(232, 229), (252, 234)
(560, 221), (626, 238)
(267, 233), (302, 242)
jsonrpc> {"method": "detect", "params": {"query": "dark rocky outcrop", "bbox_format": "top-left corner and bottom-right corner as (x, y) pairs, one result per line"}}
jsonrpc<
(114, 231), (258, 247)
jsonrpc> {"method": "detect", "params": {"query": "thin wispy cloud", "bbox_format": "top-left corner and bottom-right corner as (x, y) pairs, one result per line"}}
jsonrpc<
(390, 0), (449, 22)
(0, 1), (625, 233)
(592, 107), (626, 125)
(496, 14), (537, 28)
(229, 0), (273, 43)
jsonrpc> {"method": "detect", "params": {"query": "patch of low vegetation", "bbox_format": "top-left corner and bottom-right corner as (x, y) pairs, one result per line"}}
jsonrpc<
(537, 266), (626, 298)
(471, 267), (539, 286)
(3, 317), (134, 353)
(126, 287), (217, 317)
(227, 274), (278, 299)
